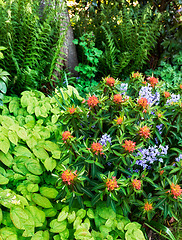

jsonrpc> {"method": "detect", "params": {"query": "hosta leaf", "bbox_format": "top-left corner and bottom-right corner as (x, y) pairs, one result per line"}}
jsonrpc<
(16, 127), (28, 140)
(0, 152), (13, 167)
(13, 145), (32, 157)
(31, 193), (53, 208)
(50, 219), (67, 233)
(44, 157), (56, 171)
(8, 130), (18, 145)
(28, 206), (45, 227)
(33, 146), (49, 160)
(0, 174), (9, 185)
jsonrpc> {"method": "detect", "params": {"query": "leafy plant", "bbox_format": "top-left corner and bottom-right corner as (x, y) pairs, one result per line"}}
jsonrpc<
(0, 46), (9, 105)
(0, 0), (67, 95)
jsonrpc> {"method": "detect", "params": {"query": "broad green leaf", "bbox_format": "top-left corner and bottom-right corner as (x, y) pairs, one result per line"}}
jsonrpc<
(31, 230), (49, 240)
(8, 130), (18, 145)
(87, 208), (95, 219)
(74, 227), (92, 239)
(0, 152), (13, 167)
(28, 206), (45, 227)
(43, 141), (59, 152)
(68, 211), (76, 224)
(58, 211), (68, 222)
(0, 227), (17, 240)
(16, 127), (27, 140)
(50, 219), (67, 233)
(10, 206), (35, 237)
(0, 174), (9, 185)
(27, 184), (39, 193)
(0, 135), (10, 154)
(40, 187), (58, 199)
(43, 208), (57, 218)
(33, 146), (49, 160)
(32, 193), (53, 208)
(44, 157), (56, 171)
(25, 158), (43, 175)
(76, 209), (86, 219)
(98, 207), (116, 219)
(13, 145), (32, 157)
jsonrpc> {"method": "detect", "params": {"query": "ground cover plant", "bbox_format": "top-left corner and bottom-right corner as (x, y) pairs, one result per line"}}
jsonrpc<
(0, 72), (181, 239)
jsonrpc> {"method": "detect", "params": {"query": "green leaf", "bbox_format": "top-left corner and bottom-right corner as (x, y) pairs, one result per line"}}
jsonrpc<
(0, 135), (10, 154)
(32, 193), (53, 208)
(8, 130), (18, 145)
(28, 206), (45, 227)
(0, 151), (13, 167)
(0, 174), (9, 185)
(50, 219), (67, 233)
(31, 230), (49, 240)
(25, 158), (43, 175)
(33, 146), (49, 160)
(40, 187), (58, 199)
(44, 157), (56, 171)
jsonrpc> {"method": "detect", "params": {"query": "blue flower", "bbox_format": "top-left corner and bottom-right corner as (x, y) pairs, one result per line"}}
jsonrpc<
(166, 94), (180, 105)
(139, 85), (160, 106)
(120, 83), (128, 94)
(99, 134), (112, 146)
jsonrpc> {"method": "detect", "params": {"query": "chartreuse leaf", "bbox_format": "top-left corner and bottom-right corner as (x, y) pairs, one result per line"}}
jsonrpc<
(0, 152), (13, 167)
(43, 208), (57, 218)
(0, 227), (18, 240)
(44, 157), (56, 171)
(0, 174), (9, 185)
(0, 208), (2, 224)
(8, 130), (18, 145)
(10, 206), (35, 237)
(25, 158), (43, 175)
(28, 206), (45, 227)
(40, 187), (58, 199)
(0, 135), (10, 154)
(50, 219), (67, 233)
(31, 230), (49, 240)
(31, 193), (53, 208)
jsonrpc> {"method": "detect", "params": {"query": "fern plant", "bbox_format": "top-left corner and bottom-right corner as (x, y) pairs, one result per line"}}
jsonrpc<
(0, 0), (67, 95)
(97, 3), (162, 78)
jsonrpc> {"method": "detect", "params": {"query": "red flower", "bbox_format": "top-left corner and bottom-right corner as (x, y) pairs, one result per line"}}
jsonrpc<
(122, 140), (136, 153)
(132, 72), (140, 78)
(147, 76), (158, 88)
(61, 170), (77, 185)
(87, 95), (99, 107)
(144, 202), (153, 211)
(62, 131), (73, 141)
(68, 107), (76, 114)
(106, 176), (119, 191)
(105, 77), (115, 87)
(138, 98), (149, 109)
(160, 170), (164, 175)
(170, 183), (182, 199)
(139, 126), (150, 139)
(115, 116), (123, 125)
(180, 84), (182, 89)
(91, 142), (104, 155)
(113, 94), (122, 104)
(132, 179), (141, 190)
(164, 92), (170, 98)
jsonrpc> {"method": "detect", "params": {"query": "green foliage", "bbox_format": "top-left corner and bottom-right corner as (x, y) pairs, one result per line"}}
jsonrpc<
(73, 32), (103, 80)
(0, 46), (9, 106)
(145, 51), (182, 90)
(0, 0), (67, 95)
(73, 77), (98, 98)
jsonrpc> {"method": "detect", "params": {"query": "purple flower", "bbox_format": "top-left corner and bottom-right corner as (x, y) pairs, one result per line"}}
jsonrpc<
(175, 154), (182, 162)
(156, 124), (163, 134)
(120, 83), (128, 94)
(139, 85), (160, 106)
(166, 94), (180, 105)
(99, 134), (112, 146)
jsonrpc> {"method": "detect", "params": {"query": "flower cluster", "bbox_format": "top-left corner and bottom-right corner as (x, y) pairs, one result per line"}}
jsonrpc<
(62, 131), (73, 142)
(106, 177), (119, 191)
(139, 85), (160, 106)
(87, 95), (99, 107)
(105, 77), (115, 86)
(138, 98), (149, 109)
(68, 106), (76, 114)
(99, 134), (112, 146)
(113, 94), (122, 104)
(132, 72), (141, 78)
(61, 170), (77, 185)
(114, 116), (123, 125)
(120, 83), (128, 94)
(156, 124), (163, 134)
(146, 76), (158, 88)
(175, 154), (182, 162)
(170, 183), (182, 199)
(166, 94), (180, 105)
(144, 202), (153, 211)
(123, 140), (136, 153)
(132, 179), (141, 190)
(135, 145), (168, 169)
(139, 126), (150, 139)
(91, 142), (104, 155)
(164, 91), (170, 98)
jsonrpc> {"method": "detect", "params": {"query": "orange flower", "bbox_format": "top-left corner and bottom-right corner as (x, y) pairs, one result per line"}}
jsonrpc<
(164, 92), (170, 98)
(157, 113), (162, 118)
(87, 95), (99, 107)
(139, 126), (150, 139)
(138, 98), (149, 109)
(91, 142), (104, 155)
(115, 116), (123, 125)
(68, 107), (76, 114)
(113, 94), (122, 104)
(122, 140), (136, 153)
(132, 72), (140, 78)
(142, 81), (147, 85)
(62, 131), (73, 141)
(61, 170), (77, 185)
(170, 183), (182, 199)
(147, 76), (158, 88)
(180, 84), (182, 89)
(144, 202), (153, 211)
(105, 77), (115, 87)
(160, 170), (164, 175)
(132, 179), (141, 190)
(106, 176), (119, 191)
